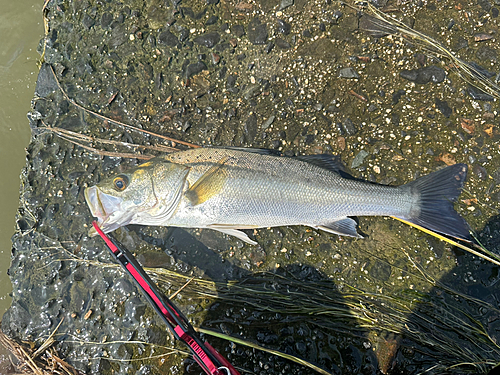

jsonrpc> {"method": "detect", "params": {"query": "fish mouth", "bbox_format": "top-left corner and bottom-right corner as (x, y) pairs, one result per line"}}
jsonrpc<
(84, 186), (129, 237)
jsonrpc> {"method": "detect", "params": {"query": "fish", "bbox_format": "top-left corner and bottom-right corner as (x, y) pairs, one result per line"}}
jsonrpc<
(84, 147), (471, 245)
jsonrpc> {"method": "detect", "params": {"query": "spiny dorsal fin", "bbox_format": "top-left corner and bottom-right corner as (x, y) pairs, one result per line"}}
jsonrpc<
(185, 156), (229, 206)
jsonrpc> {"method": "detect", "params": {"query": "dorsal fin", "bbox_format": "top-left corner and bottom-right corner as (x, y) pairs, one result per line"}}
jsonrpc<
(296, 154), (346, 175)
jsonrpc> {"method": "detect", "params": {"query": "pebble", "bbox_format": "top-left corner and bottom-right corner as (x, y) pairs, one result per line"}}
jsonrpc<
(82, 14), (95, 29)
(399, 66), (446, 84)
(435, 98), (452, 117)
(472, 164), (488, 180)
(185, 61), (207, 78)
(245, 114), (258, 142)
(340, 118), (357, 136)
(351, 150), (369, 169)
(262, 115), (275, 129)
(277, 19), (291, 35)
(101, 13), (113, 28)
(392, 90), (406, 104)
(194, 31), (220, 48)
(467, 85), (494, 101)
(231, 24), (245, 37)
(248, 17), (268, 45)
(275, 38), (291, 49)
(339, 67), (359, 79)
(279, 0), (294, 11)
(206, 15), (218, 25)
(158, 30), (178, 46)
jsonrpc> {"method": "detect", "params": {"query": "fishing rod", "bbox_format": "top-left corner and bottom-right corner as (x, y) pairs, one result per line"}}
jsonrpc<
(92, 221), (240, 375)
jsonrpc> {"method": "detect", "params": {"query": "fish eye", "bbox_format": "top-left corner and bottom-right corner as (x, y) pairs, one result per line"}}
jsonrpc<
(113, 175), (129, 191)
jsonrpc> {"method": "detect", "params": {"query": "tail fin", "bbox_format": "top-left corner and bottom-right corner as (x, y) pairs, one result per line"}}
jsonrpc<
(397, 164), (471, 241)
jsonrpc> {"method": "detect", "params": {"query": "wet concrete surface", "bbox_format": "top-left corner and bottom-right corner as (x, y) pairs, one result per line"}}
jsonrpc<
(3, 0), (500, 374)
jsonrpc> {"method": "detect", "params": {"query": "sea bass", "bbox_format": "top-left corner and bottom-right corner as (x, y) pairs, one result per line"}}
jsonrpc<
(85, 147), (470, 244)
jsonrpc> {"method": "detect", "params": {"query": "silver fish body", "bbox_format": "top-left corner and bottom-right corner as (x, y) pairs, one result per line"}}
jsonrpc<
(85, 147), (470, 244)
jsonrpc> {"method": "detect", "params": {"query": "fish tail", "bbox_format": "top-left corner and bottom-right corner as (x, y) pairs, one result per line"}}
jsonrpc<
(397, 164), (471, 241)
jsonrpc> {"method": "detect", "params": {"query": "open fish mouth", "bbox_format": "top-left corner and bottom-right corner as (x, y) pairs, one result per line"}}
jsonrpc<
(84, 186), (127, 236)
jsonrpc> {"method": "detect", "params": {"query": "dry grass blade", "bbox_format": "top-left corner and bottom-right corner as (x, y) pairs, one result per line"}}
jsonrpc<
(0, 323), (84, 375)
(46, 65), (200, 149)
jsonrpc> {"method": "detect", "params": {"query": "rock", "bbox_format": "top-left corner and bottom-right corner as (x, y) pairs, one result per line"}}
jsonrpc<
(467, 61), (496, 78)
(341, 118), (357, 135)
(248, 17), (268, 45)
(82, 14), (95, 29)
(2, 302), (31, 337)
(339, 67), (359, 79)
(194, 31), (220, 48)
(467, 86), (494, 101)
(262, 115), (275, 129)
(231, 24), (245, 37)
(244, 113), (258, 142)
(206, 15), (218, 25)
(399, 66), (446, 84)
(158, 30), (179, 47)
(279, 0), (294, 11)
(392, 89), (406, 104)
(275, 38), (291, 49)
(101, 12), (113, 28)
(351, 150), (369, 168)
(185, 61), (207, 78)
(435, 98), (452, 117)
(277, 19), (291, 35)
(476, 45), (497, 62)
(109, 24), (128, 47)
(35, 64), (59, 98)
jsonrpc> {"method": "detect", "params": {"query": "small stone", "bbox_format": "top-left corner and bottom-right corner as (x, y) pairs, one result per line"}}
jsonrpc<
(158, 30), (178, 46)
(265, 42), (274, 53)
(399, 66), (445, 84)
(467, 86), (494, 101)
(341, 118), (357, 135)
(206, 15), (218, 25)
(248, 17), (268, 45)
(82, 14), (95, 29)
(194, 31), (220, 48)
(101, 13), (113, 28)
(435, 98), (452, 118)
(231, 25), (245, 37)
(339, 67), (359, 79)
(262, 115), (275, 129)
(277, 19), (291, 35)
(245, 113), (258, 142)
(392, 90), (406, 104)
(472, 164), (488, 180)
(275, 38), (291, 49)
(279, 0), (294, 11)
(185, 61), (207, 78)
(351, 150), (369, 169)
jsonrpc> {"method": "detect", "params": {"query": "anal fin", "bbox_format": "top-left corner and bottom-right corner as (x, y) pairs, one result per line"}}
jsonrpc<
(207, 224), (258, 245)
(316, 217), (363, 239)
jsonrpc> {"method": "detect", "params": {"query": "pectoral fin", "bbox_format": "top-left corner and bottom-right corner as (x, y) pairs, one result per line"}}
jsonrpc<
(207, 224), (258, 245)
(316, 217), (363, 238)
(186, 156), (229, 206)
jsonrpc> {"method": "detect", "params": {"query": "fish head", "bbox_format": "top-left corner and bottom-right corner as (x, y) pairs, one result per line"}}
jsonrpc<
(85, 160), (190, 236)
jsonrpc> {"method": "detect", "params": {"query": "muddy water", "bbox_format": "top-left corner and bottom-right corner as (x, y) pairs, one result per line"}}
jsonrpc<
(0, 0), (42, 314)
